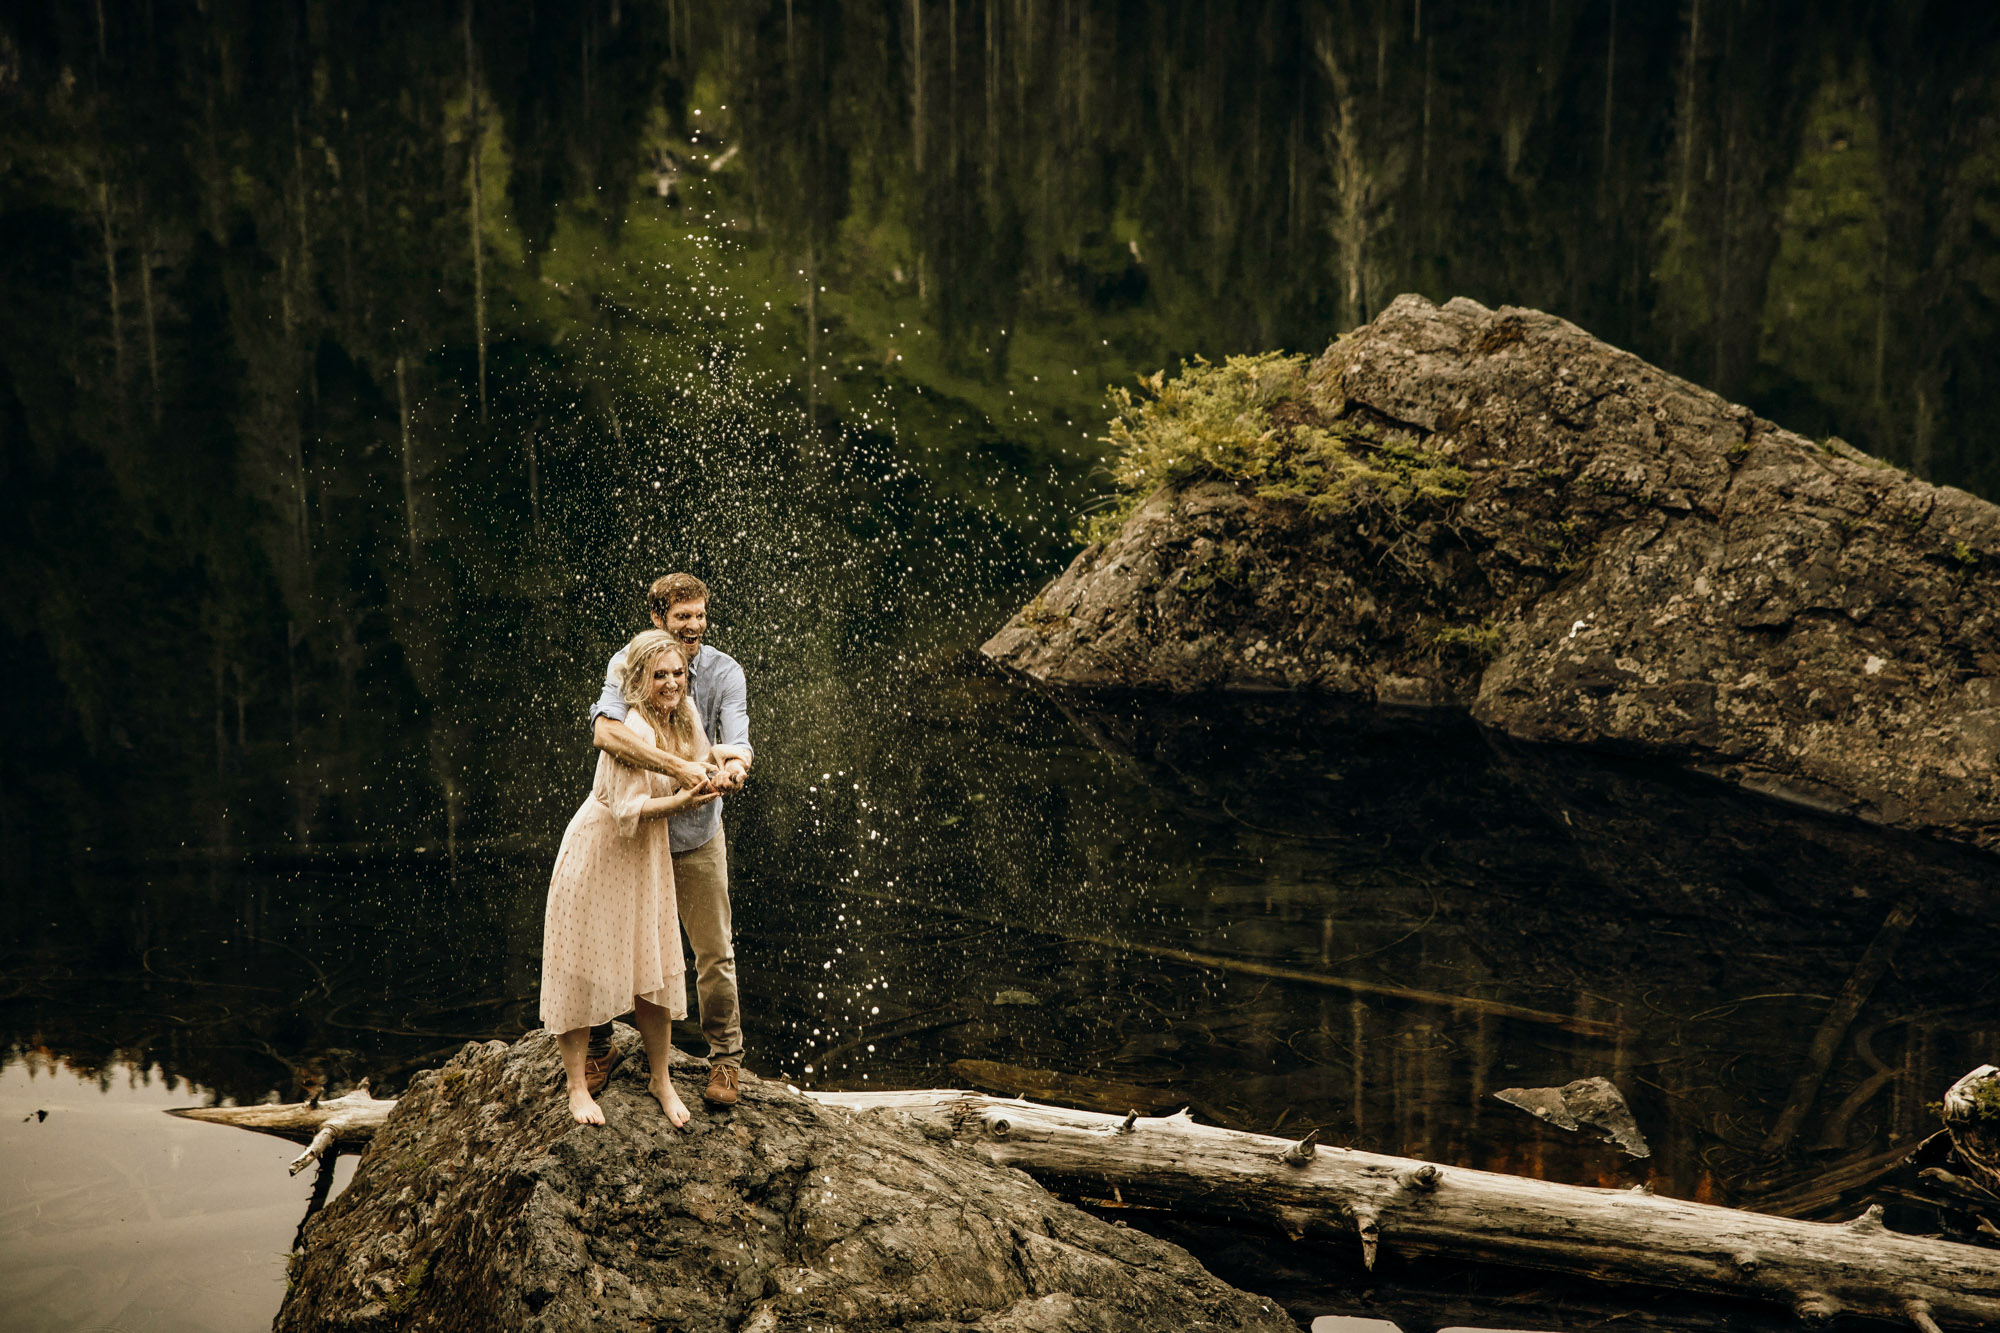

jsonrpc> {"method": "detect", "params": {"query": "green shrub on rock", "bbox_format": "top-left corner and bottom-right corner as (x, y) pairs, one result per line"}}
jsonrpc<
(1076, 352), (1469, 544)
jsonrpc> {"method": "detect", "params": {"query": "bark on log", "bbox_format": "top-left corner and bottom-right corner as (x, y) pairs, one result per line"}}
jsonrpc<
(814, 1090), (2000, 1329)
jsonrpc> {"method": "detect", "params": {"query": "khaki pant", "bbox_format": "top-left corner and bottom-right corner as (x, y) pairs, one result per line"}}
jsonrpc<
(672, 824), (742, 1067)
(586, 825), (742, 1067)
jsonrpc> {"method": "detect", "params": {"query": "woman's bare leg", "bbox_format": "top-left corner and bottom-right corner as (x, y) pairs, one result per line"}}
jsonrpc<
(554, 1027), (605, 1125)
(632, 995), (691, 1127)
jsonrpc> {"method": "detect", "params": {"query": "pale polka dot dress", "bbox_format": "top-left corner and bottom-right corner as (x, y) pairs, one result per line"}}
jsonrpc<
(539, 711), (696, 1031)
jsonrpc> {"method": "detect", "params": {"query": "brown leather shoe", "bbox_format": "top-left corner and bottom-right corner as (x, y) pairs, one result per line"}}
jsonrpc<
(703, 1062), (740, 1106)
(582, 1051), (620, 1096)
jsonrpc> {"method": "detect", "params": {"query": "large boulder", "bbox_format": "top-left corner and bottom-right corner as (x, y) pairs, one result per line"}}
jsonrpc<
(984, 295), (2000, 850)
(276, 1028), (1298, 1332)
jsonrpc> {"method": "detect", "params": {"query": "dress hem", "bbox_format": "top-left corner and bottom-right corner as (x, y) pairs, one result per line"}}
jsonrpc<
(539, 973), (689, 1033)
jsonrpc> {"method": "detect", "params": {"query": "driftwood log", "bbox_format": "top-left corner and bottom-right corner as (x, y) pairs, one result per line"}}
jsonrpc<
(168, 1079), (391, 1174)
(814, 1090), (2000, 1331)
(176, 1068), (2000, 1328)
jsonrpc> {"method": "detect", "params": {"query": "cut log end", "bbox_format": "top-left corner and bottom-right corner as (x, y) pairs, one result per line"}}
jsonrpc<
(1395, 1162), (1441, 1193)
(1792, 1291), (1842, 1326)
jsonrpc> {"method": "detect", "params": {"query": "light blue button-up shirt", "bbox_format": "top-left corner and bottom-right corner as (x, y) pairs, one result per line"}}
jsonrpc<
(591, 644), (751, 853)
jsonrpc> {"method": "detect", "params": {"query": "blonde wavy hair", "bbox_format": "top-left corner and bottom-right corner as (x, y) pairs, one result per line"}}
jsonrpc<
(619, 630), (703, 766)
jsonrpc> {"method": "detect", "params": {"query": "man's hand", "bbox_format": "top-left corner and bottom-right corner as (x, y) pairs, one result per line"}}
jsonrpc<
(661, 753), (712, 789)
(713, 758), (749, 794)
(593, 716), (710, 788)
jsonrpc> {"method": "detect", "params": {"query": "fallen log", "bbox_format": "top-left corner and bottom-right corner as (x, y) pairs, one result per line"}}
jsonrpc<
(173, 1068), (2000, 1326)
(167, 1080), (390, 1174)
(813, 1088), (2000, 1330)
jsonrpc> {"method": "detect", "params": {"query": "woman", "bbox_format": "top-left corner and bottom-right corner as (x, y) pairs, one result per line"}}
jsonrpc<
(539, 630), (749, 1126)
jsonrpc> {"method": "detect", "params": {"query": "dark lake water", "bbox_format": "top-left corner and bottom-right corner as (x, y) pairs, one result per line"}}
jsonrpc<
(4, 2), (1999, 1329)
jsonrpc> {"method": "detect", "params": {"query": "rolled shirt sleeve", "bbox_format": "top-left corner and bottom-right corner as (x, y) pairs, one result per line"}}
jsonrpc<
(589, 650), (629, 726)
(710, 657), (752, 758)
(667, 646), (748, 854)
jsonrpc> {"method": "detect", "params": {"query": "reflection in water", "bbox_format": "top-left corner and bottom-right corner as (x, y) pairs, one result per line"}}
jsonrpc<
(0, 1055), (348, 1333)
(8, 676), (1996, 1203)
(4, 2), (2000, 1329)
(4, 668), (1999, 1326)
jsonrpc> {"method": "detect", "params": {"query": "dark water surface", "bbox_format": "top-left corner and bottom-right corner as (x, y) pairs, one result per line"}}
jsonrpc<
(5, 2), (2000, 1329)
(9, 673), (2000, 1329)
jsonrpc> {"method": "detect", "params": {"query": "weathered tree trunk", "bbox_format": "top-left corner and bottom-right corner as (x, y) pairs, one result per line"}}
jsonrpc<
(1315, 35), (1369, 331)
(394, 353), (419, 562)
(909, 0), (924, 173)
(136, 218), (160, 425)
(96, 179), (124, 394)
(815, 1090), (2000, 1330)
(169, 1082), (390, 1175)
(1601, 0), (1617, 190)
(463, 0), (488, 425)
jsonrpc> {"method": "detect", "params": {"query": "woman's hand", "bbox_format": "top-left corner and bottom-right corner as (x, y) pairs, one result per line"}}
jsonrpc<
(663, 786), (722, 814)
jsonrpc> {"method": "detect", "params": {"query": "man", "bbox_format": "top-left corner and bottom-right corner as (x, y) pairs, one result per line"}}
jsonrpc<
(589, 572), (753, 1106)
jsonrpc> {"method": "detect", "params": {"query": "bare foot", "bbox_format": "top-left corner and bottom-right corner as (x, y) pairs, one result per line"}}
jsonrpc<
(652, 1074), (691, 1128)
(567, 1084), (605, 1126)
